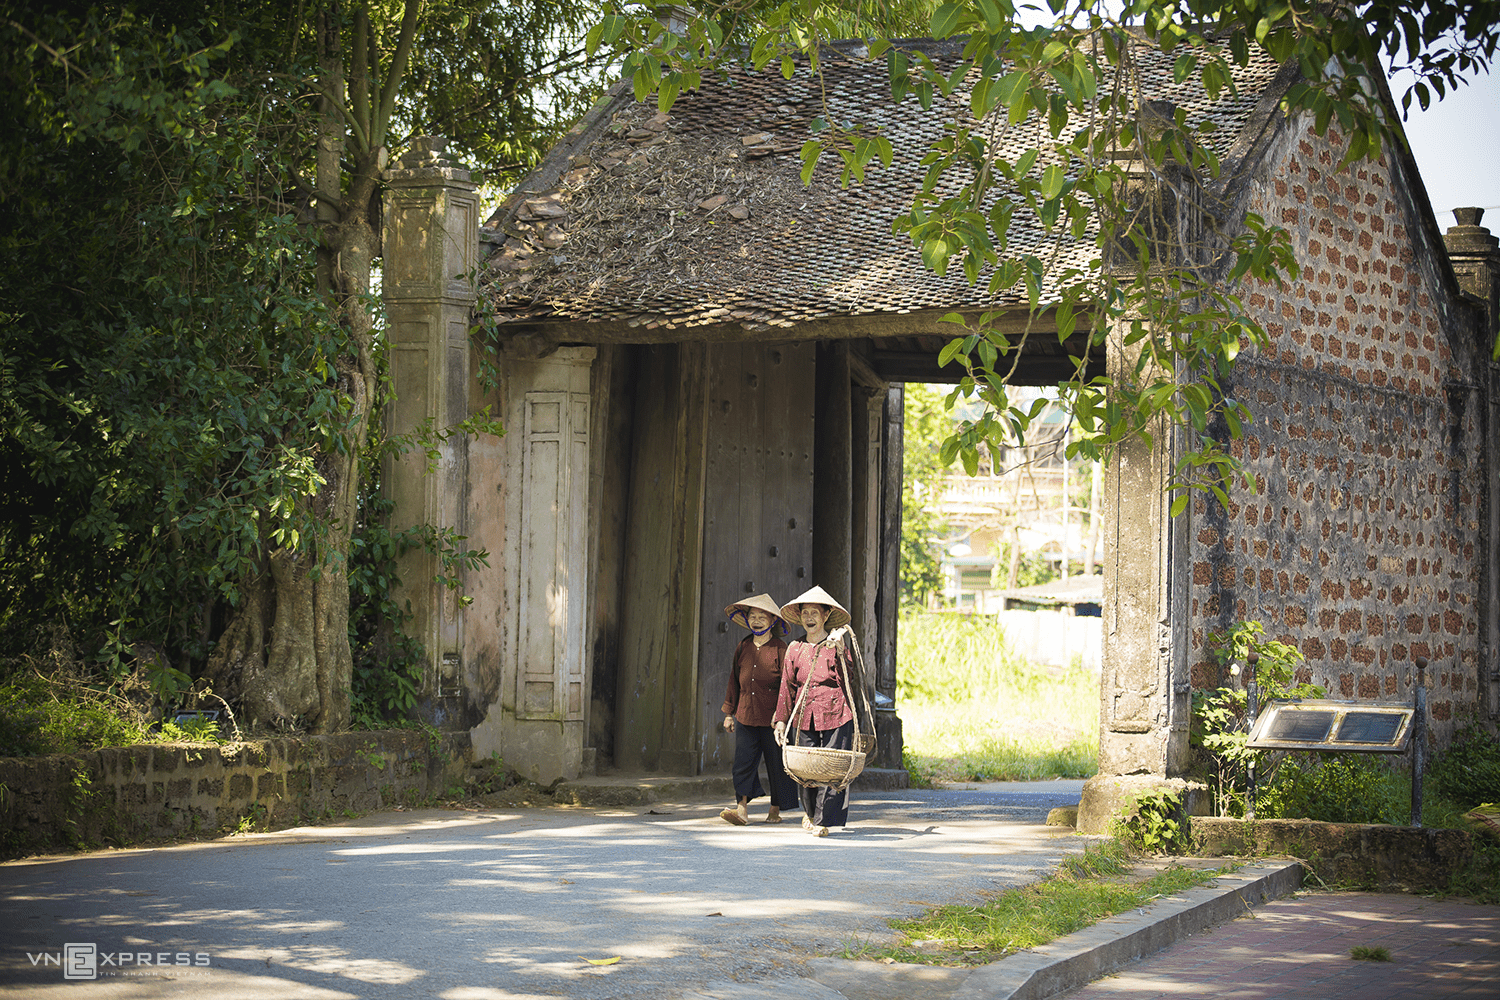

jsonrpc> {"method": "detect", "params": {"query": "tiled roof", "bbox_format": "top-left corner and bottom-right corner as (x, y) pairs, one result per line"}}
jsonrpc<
(478, 36), (1284, 334)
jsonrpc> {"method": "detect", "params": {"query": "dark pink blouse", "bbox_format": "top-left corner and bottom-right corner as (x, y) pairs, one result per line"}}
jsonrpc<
(774, 639), (854, 732)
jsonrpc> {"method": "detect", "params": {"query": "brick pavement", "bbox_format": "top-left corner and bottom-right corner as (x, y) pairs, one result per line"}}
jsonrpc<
(1056, 891), (1500, 999)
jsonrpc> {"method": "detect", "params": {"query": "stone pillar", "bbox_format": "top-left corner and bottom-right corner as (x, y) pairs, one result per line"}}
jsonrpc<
(382, 137), (480, 725)
(1445, 208), (1500, 340)
(1445, 209), (1500, 724)
(852, 384), (884, 691)
(875, 385), (905, 768)
(471, 347), (596, 782)
(1077, 337), (1202, 832)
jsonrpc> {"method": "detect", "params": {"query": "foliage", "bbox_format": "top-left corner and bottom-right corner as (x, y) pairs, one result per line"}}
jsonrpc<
(1429, 723), (1500, 812)
(1350, 946), (1392, 962)
(990, 540), (1056, 589)
(897, 609), (1028, 702)
(859, 839), (1224, 965)
(155, 716), (222, 743)
(0, 9), (349, 698)
(900, 384), (950, 606)
(1114, 788), (1189, 854)
(1450, 833), (1500, 905)
(2, 1), (580, 729)
(0, 673), (152, 758)
(594, 0), (1500, 505)
(1191, 620), (1323, 817)
(1259, 754), (1408, 825)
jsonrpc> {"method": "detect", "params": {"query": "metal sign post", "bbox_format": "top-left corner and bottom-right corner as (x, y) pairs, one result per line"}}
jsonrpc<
(1411, 657), (1427, 828)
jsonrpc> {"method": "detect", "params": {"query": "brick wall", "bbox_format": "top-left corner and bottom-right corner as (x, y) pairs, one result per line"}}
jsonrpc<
(0, 730), (471, 858)
(1189, 121), (1489, 745)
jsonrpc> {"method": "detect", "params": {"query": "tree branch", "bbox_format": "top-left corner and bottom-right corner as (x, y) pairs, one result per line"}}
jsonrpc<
(371, 0), (422, 153)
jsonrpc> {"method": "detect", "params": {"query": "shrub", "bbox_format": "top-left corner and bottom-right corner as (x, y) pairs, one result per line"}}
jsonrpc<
(1190, 620), (1324, 817)
(1114, 789), (1190, 854)
(1429, 724), (1500, 811)
(1259, 754), (1407, 825)
(0, 674), (151, 756)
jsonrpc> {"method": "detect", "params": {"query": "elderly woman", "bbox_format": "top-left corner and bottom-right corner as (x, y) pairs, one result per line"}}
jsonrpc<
(719, 594), (798, 825)
(773, 585), (857, 837)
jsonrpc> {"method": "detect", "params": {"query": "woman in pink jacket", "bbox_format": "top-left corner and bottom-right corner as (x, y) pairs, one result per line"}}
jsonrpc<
(774, 585), (856, 837)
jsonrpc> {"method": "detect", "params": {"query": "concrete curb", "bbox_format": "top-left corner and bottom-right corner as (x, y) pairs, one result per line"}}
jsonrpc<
(807, 859), (1304, 1000)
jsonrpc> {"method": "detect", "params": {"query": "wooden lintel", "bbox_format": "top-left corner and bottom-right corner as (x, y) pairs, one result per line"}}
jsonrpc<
(496, 306), (1070, 347)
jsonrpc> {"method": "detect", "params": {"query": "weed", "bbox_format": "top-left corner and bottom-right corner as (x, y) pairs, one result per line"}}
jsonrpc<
(358, 743), (388, 771)
(232, 801), (267, 835)
(1114, 790), (1190, 855)
(873, 840), (1230, 965)
(1449, 831), (1500, 904)
(1350, 945), (1391, 961)
(156, 717), (221, 743)
(1260, 755), (1406, 825)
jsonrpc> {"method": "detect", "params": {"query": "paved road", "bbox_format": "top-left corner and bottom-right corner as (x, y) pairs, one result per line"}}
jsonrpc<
(0, 781), (1088, 999)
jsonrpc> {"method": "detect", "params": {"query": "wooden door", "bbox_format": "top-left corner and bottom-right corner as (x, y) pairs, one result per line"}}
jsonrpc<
(697, 342), (816, 772)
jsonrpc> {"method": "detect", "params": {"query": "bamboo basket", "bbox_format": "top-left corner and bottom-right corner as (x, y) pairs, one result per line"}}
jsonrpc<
(781, 631), (878, 790)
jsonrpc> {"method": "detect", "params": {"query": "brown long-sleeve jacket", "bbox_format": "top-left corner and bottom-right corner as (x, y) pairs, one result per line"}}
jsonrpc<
(721, 634), (787, 727)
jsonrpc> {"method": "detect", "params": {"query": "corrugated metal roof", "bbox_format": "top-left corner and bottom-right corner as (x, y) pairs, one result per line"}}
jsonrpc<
(478, 36), (1283, 333)
(1001, 573), (1104, 605)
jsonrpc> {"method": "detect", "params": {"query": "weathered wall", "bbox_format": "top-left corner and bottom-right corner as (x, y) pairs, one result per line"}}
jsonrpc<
(1189, 122), (1490, 745)
(0, 731), (470, 859)
(1191, 817), (1476, 893)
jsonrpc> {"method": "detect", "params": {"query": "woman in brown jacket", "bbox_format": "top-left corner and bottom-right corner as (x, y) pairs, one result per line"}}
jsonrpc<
(719, 594), (798, 825)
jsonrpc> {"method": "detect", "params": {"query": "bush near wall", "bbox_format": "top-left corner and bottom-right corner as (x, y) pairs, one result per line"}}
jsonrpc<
(0, 730), (471, 858)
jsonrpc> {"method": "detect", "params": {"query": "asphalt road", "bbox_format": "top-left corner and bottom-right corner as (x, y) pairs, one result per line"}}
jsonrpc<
(0, 780), (1088, 999)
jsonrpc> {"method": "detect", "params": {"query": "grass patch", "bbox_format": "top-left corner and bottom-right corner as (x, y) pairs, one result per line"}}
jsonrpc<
(844, 840), (1233, 966)
(1350, 945), (1391, 962)
(897, 611), (1098, 784)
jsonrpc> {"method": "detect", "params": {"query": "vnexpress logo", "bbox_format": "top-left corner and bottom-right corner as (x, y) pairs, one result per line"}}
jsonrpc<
(28, 944), (211, 979)
(64, 943), (96, 980)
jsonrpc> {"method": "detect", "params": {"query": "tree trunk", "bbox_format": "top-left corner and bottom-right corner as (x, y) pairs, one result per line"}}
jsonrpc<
(207, 0), (403, 733)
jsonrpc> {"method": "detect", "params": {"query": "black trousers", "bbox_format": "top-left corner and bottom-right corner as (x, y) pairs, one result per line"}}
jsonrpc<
(798, 719), (853, 827)
(732, 723), (799, 808)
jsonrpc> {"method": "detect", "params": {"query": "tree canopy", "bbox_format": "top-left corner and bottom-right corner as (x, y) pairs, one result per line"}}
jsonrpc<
(593, 0), (1499, 510)
(0, 0), (610, 729)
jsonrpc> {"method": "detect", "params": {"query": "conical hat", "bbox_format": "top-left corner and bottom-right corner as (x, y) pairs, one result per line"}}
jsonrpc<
(724, 593), (789, 633)
(780, 585), (851, 631)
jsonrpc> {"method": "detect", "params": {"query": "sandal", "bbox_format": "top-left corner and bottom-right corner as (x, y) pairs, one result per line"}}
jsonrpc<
(720, 807), (748, 826)
(801, 816), (814, 832)
(764, 813), (783, 824)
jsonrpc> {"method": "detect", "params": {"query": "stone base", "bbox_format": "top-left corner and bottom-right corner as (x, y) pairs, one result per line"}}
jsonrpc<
(1191, 817), (1474, 893)
(1078, 774), (1211, 834)
(873, 708), (903, 770)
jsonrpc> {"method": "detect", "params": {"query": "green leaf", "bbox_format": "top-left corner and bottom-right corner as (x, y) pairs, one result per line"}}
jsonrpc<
(657, 79), (680, 113)
(931, 3), (966, 39)
(922, 238), (954, 275)
(938, 337), (967, 369)
(1039, 163), (1066, 200)
(977, 0), (1005, 33)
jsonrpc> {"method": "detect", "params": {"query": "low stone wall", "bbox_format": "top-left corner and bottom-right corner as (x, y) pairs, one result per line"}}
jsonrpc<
(0, 730), (471, 858)
(1191, 816), (1475, 893)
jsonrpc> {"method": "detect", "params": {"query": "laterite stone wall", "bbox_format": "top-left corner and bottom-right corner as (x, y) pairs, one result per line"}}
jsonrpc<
(1189, 122), (1490, 746)
(0, 730), (471, 858)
